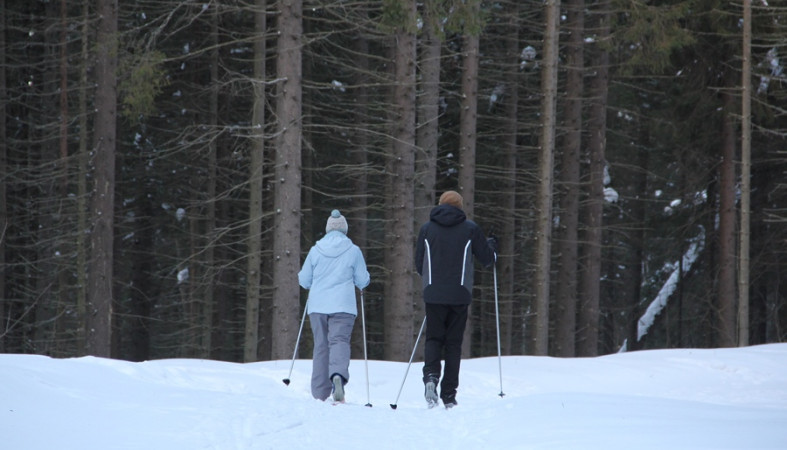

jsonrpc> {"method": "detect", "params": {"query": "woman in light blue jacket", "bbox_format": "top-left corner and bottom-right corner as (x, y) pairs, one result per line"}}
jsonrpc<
(298, 210), (370, 402)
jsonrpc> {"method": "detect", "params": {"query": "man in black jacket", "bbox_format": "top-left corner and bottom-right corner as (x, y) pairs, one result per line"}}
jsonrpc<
(414, 190), (497, 408)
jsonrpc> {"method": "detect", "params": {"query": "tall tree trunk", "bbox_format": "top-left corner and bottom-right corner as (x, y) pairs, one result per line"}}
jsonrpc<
(533, 0), (561, 356)
(55, 0), (69, 356)
(718, 89), (737, 347)
(627, 130), (649, 352)
(555, 0), (584, 357)
(245, 0), (266, 363)
(414, 0), (440, 356)
(33, 0), (59, 355)
(738, 0), (752, 347)
(350, 22), (371, 359)
(383, 0), (416, 361)
(415, 3), (439, 268)
(187, 199), (199, 356)
(201, 0), (219, 360)
(0, 0), (6, 353)
(76, 0), (90, 354)
(271, 0), (302, 360)
(86, 0), (118, 358)
(128, 201), (152, 362)
(457, 0), (480, 358)
(499, 6), (520, 355)
(577, 0), (608, 357)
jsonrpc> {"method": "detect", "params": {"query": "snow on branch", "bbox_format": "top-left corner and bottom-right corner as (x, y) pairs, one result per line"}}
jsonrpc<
(637, 226), (706, 342)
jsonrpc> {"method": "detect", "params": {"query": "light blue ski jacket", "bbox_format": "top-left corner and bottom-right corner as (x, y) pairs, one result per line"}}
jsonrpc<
(298, 231), (370, 315)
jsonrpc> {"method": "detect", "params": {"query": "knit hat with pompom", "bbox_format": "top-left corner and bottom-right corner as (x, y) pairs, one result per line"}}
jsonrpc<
(325, 209), (348, 235)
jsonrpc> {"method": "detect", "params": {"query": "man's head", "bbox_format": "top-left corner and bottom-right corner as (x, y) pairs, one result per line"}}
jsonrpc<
(438, 191), (464, 210)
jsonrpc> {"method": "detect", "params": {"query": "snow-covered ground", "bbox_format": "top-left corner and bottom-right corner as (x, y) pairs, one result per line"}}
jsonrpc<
(3, 344), (786, 449)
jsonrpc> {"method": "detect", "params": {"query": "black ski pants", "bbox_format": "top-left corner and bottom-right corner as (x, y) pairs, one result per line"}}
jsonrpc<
(422, 303), (468, 400)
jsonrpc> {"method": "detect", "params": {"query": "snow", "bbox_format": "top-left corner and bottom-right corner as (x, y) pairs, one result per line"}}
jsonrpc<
(331, 80), (346, 92)
(3, 344), (787, 449)
(603, 187), (619, 203)
(176, 267), (189, 284)
(637, 226), (706, 342)
(758, 48), (783, 95)
(520, 46), (537, 70)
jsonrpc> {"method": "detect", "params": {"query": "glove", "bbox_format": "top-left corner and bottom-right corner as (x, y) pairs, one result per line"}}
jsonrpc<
(487, 236), (499, 253)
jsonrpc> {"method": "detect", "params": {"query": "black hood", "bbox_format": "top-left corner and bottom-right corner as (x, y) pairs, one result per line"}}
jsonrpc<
(430, 204), (466, 227)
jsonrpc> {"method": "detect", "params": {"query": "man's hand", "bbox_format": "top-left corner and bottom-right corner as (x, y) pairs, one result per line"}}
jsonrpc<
(487, 236), (499, 253)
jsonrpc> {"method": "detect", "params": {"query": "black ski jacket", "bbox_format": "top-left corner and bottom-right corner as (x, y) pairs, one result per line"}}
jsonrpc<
(415, 204), (496, 305)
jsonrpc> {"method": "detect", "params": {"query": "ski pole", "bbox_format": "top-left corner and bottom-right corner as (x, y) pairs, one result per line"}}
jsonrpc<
(493, 258), (505, 397)
(390, 315), (427, 410)
(360, 290), (372, 407)
(282, 299), (309, 386)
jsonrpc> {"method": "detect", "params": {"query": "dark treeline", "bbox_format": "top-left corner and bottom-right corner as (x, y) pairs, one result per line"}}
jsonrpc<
(0, 0), (785, 363)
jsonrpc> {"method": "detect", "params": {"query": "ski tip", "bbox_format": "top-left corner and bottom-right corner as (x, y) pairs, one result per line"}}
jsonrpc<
(282, 378), (290, 386)
(390, 404), (397, 410)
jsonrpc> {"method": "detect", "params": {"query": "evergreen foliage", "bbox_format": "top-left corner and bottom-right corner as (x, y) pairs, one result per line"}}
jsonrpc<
(0, 0), (785, 361)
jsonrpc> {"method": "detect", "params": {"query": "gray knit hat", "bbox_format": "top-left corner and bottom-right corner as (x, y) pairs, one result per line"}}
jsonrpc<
(325, 209), (348, 235)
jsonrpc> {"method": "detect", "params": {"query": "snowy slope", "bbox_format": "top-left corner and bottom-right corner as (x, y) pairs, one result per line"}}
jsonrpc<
(2, 344), (786, 450)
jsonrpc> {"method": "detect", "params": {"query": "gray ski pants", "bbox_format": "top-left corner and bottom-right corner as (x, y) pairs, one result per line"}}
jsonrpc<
(309, 312), (355, 400)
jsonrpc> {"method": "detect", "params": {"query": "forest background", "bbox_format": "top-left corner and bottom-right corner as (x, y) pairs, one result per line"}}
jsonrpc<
(0, 0), (785, 364)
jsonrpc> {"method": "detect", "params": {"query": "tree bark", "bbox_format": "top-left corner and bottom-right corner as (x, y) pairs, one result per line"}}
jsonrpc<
(499, 6), (520, 355)
(383, 0), (416, 361)
(718, 89), (737, 347)
(86, 0), (118, 358)
(349, 28), (370, 358)
(577, 0), (609, 357)
(75, 0), (90, 354)
(33, 0), (59, 355)
(55, 0), (70, 355)
(457, 0), (480, 359)
(627, 129), (649, 352)
(533, 0), (561, 356)
(413, 0), (441, 358)
(555, 0), (584, 357)
(245, 0), (266, 362)
(194, 1), (222, 359)
(271, 0), (302, 360)
(0, 0), (6, 353)
(738, 0), (752, 347)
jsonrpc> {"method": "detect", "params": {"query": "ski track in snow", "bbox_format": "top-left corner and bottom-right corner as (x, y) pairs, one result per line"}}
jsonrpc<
(2, 345), (787, 449)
